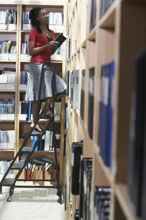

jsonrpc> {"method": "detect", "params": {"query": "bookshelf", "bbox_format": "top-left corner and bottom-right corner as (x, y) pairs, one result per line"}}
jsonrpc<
(65, 0), (146, 220)
(0, 1), (67, 188)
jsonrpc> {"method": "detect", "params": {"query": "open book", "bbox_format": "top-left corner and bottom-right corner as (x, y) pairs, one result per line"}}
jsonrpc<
(55, 33), (67, 48)
(52, 33), (67, 53)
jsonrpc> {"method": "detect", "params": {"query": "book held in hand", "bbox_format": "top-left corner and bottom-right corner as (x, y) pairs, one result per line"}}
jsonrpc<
(54, 33), (67, 51)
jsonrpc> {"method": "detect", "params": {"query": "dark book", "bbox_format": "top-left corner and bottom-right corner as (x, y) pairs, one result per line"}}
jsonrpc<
(52, 33), (67, 53)
(73, 70), (79, 110)
(90, 0), (96, 31)
(66, 70), (70, 96)
(98, 60), (114, 168)
(71, 141), (83, 195)
(88, 67), (95, 139)
(79, 158), (92, 219)
(128, 50), (146, 218)
(80, 69), (85, 121)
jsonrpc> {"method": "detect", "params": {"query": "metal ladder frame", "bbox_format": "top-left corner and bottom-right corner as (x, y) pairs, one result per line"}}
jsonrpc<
(0, 62), (62, 203)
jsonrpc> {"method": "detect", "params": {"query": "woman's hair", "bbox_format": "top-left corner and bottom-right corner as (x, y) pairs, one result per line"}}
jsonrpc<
(29, 7), (49, 33)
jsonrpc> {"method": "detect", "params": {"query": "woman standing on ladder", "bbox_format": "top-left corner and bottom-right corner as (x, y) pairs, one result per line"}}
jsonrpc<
(25, 7), (66, 131)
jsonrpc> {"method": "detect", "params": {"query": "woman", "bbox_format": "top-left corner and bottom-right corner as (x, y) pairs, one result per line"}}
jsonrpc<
(25, 7), (66, 131)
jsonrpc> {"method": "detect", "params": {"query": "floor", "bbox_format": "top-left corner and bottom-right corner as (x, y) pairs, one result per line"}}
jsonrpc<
(0, 186), (66, 220)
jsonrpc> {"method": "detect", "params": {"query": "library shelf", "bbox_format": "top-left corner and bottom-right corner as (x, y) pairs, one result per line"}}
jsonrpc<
(115, 184), (142, 220)
(93, 143), (114, 186)
(98, 0), (117, 30)
(0, 149), (14, 152)
(0, 60), (16, 63)
(0, 30), (17, 33)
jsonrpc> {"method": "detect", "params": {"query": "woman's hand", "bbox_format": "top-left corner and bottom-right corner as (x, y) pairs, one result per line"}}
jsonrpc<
(49, 41), (59, 49)
(29, 41), (59, 55)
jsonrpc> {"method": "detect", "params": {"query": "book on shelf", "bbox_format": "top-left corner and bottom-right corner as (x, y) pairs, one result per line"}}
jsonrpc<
(79, 158), (92, 219)
(128, 50), (146, 219)
(0, 130), (15, 150)
(71, 141), (83, 195)
(52, 33), (67, 54)
(49, 12), (63, 32)
(80, 69), (85, 121)
(100, 0), (115, 18)
(66, 70), (70, 96)
(94, 186), (112, 219)
(67, 38), (71, 60)
(21, 11), (31, 30)
(98, 60), (115, 168)
(70, 70), (79, 110)
(90, 0), (96, 31)
(0, 9), (16, 30)
(64, 103), (68, 129)
(88, 67), (95, 139)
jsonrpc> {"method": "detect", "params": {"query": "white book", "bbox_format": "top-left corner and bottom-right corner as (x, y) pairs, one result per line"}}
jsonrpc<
(6, 114), (14, 120)
(7, 74), (15, 84)
(0, 161), (8, 174)
(8, 53), (16, 61)
(6, 84), (15, 91)
(50, 131), (53, 148)
(7, 130), (15, 143)
(44, 131), (51, 151)
(7, 143), (14, 149)
(1, 53), (8, 61)
(8, 24), (16, 31)
(49, 12), (54, 25)
(0, 24), (7, 30)
(23, 24), (31, 31)
(0, 143), (8, 149)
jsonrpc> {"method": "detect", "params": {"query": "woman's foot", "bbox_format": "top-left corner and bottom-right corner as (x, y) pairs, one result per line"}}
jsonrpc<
(30, 123), (42, 132)
(41, 107), (54, 119)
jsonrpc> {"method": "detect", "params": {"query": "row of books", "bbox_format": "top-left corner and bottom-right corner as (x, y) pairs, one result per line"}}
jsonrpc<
(67, 61), (115, 169)
(128, 50), (146, 219)
(0, 160), (13, 175)
(0, 40), (16, 54)
(0, 130), (15, 150)
(21, 11), (63, 31)
(19, 163), (56, 182)
(0, 9), (16, 30)
(94, 186), (112, 219)
(100, 0), (115, 18)
(0, 101), (15, 114)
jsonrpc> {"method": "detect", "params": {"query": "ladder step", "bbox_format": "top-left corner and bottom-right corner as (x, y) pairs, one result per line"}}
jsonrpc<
(1, 178), (15, 186)
(11, 163), (24, 170)
(31, 130), (44, 136)
(21, 146), (33, 153)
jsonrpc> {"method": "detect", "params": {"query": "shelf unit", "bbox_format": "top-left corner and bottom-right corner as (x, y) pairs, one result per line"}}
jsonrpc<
(0, 1), (67, 187)
(65, 0), (146, 219)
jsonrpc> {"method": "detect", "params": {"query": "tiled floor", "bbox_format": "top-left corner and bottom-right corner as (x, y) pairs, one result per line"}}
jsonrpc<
(0, 187), (66, 220)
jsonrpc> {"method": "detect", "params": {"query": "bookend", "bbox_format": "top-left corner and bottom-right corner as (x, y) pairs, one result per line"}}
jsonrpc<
(0, 62), (63, 204)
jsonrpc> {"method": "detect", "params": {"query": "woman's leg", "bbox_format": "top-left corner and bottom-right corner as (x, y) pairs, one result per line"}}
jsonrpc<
(31, 101), (42, 131)
(44, 97), (53, 108)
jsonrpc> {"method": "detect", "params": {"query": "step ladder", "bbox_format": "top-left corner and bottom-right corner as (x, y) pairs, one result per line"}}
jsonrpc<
(0, 63), (63, 203)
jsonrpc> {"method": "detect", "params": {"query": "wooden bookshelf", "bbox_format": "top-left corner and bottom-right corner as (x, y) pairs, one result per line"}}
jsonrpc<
(65, 0), (146, 219)
(0, 1), (67, 192)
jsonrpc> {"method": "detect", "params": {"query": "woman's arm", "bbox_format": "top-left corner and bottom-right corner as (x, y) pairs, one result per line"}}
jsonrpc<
(29, 41), (58, 56)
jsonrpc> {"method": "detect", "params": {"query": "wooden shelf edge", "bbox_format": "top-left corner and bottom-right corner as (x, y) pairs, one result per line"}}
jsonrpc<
(115, 184), (142, 220)
(0, 149), (14, 152)
(98, 0), (117, 30)
(94, 144), (114, 186)
(88, 26), (96, 42)
(81, 39), (87, 48)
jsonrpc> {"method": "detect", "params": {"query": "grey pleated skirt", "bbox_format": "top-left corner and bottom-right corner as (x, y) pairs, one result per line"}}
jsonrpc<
(25, 63), (67, 101)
